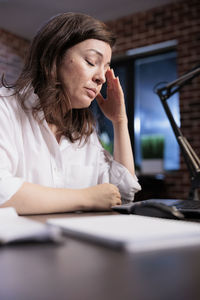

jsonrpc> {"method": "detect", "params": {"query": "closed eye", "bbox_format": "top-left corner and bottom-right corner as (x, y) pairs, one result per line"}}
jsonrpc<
(86, 59), (95, 67)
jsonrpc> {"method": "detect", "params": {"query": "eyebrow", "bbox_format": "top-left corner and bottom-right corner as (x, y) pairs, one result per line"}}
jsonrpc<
(86, 49), (111, 66)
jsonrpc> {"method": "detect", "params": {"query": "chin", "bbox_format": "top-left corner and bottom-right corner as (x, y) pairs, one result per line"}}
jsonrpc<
(75, 98), (94, 109)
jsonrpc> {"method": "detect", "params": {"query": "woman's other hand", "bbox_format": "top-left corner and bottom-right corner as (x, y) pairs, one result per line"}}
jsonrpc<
(81, 183), (122, 211)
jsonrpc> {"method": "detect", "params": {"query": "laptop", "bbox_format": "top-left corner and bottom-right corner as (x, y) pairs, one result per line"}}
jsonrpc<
(112, 199), (200, 219)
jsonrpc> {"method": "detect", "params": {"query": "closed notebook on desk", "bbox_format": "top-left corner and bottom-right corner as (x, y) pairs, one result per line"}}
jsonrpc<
(0, 207), (62, 244)
(47, 215), (200, 252)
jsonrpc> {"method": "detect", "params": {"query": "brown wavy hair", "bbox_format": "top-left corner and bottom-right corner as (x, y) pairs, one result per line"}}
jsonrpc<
(3, 12), (116, 142)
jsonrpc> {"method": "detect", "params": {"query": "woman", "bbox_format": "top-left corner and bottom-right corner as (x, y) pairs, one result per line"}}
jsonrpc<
(0, 12), (141, 214)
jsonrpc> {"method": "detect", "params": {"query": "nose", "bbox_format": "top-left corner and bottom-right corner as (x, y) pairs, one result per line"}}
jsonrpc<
(93, 68), (106, 85)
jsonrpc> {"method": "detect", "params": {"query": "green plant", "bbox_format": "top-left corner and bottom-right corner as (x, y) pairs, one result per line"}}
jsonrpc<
(141, 134), (164, 159)
(101, 140), (113, 154)
(100, 132), (113, 154)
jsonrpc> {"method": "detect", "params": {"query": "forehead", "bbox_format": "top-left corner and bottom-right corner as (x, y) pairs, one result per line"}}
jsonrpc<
(68, 39), (112, 62)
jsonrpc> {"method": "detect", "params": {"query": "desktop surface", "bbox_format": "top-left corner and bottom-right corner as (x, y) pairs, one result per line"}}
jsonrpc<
(1, 212), (200, 300)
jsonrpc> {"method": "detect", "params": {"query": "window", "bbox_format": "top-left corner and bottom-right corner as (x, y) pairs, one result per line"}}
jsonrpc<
(134, 51), (180, 171)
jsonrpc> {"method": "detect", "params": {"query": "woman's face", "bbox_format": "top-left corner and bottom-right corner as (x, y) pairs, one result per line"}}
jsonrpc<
(58, 39), (112, 109)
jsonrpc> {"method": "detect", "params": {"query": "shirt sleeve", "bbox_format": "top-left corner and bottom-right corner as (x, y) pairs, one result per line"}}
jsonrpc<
(0, 96), (24, 205)
(98, 146), (141, 203)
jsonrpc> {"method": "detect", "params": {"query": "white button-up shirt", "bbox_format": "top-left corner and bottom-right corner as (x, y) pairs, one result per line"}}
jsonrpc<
(0, 87), (141, 205)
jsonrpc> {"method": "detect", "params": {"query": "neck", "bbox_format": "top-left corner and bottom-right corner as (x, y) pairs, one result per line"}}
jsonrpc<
(48, 123), (61, 144)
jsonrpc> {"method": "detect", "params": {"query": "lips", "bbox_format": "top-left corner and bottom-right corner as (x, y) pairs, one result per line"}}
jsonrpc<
(85, 87), (97, 99)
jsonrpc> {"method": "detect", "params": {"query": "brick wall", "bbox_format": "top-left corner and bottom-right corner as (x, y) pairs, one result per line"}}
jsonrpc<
(0, 29), (29, 85)
(107, 0), (200, 200)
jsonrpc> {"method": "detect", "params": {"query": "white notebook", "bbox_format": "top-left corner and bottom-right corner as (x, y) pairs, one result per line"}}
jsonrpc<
(0, 207), (61, 244)
(47, 214), (200, 252)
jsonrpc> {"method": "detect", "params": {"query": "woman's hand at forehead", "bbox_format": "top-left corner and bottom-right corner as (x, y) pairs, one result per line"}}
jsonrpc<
(96, 69), (127, 124)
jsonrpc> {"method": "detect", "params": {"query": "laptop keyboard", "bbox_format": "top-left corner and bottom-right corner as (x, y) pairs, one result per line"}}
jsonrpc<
(140, 199), (200, 211)
(175, 200), (200, 210)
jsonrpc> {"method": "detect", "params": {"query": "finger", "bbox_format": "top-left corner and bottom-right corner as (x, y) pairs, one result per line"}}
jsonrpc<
(106, 68), (116, 78)
(106, 69), (115, 89)
(105, 68), (113, 78)
(116, 76), (122, 88)
(111, 68), (116, 79)
(112, 76), (123, 96)
(116, 200), (122, 206)
(112, 198), (121, 206)
(115, 192), (121, 203)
